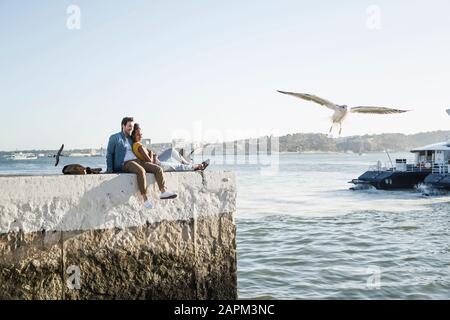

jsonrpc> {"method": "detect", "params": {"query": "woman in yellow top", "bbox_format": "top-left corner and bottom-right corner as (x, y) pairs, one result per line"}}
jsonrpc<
(132, 135), (157, 163)
(131, 124), (209, 172)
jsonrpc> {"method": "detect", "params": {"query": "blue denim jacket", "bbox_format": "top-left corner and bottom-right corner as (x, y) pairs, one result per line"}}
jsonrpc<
(106, 132), (134, 173)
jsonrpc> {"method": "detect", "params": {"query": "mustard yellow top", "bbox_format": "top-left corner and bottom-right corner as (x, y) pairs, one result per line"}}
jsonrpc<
(132, 142), (145, 161)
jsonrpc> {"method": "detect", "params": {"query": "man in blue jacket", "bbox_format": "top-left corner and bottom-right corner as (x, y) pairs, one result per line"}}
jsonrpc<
(106, 117), (177, 209)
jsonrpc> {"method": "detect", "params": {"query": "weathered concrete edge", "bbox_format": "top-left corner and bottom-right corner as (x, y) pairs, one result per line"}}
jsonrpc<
(0, 171), (236, 234)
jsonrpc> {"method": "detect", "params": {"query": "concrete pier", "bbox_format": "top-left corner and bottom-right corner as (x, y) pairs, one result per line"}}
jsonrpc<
(0, 171), (237, 300)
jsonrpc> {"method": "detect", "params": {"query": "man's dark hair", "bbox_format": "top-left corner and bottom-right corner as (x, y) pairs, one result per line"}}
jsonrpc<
(121, 117), (134, 128)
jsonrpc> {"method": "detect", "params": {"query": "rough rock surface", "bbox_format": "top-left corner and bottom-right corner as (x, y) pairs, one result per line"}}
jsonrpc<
(0, 171), (237, 299)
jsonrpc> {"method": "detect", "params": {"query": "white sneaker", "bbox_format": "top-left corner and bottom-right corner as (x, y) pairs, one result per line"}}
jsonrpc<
(144, 199), (154, 209)
(160, 191), (177, 200)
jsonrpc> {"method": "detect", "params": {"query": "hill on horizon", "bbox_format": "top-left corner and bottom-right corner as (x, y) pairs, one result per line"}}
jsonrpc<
(1, 130), (449, 154)
(277, 130), (450, 153)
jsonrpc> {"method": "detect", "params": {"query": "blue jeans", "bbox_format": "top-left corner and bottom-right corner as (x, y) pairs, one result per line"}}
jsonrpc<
(158, 148), (194, 172)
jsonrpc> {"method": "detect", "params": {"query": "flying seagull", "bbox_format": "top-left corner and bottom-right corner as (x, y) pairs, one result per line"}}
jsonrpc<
(54, 144), (64, 167)
(277, 91), (410, 135)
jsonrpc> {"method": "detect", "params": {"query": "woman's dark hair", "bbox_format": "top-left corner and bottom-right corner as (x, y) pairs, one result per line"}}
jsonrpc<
(131, 123), (141, 142)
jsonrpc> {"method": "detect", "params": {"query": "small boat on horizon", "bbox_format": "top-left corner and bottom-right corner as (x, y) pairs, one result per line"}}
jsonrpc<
(7, 152), (38, 160)
(69, 149), (101, 157)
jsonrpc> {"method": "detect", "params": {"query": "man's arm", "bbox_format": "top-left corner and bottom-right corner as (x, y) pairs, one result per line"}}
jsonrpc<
(106, 135), (115, 173)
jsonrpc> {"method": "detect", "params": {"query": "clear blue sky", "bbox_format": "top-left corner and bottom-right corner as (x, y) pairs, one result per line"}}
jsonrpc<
(1, 0), (450, 150)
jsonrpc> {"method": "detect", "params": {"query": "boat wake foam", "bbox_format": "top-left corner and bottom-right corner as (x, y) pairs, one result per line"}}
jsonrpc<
(416, 183), (448, 196)
(349, 183), (376, 191)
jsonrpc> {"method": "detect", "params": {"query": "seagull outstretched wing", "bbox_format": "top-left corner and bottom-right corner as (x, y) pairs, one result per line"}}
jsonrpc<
(350, 106), (410, 114)
(277, 91), (339, 111)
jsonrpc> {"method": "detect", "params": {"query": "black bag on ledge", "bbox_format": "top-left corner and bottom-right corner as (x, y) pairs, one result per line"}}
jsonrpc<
(62, 164), (102, 175)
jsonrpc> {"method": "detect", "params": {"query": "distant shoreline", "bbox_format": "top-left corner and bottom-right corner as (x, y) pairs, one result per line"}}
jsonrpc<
(1, 130), (448, 154)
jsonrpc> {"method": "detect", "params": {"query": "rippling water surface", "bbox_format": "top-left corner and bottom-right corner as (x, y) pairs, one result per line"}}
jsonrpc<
(1, 153), (449, 299)
(214, 153), (450, 299)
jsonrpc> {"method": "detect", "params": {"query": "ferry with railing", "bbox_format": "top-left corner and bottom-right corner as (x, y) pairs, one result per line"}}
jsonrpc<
(422, 142), (450, 190)
(350, 141), (450, 190)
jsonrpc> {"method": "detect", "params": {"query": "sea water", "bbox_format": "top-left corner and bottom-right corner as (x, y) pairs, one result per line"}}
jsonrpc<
(1, 153), (449, 299)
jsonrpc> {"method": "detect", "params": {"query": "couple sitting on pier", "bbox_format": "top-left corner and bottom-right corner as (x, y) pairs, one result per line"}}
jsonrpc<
(107, 117), (209, 209)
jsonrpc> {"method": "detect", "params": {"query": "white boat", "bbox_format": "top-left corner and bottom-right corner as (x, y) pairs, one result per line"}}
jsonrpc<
(8, 152), (38, 160)
(69, 152), (92, 157)
(69, 149), (100, 157)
